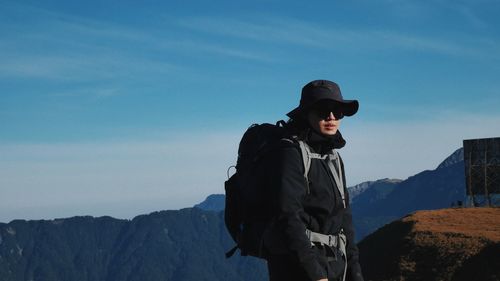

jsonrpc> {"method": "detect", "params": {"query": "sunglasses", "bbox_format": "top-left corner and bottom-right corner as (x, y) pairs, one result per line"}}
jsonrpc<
(311, 105), (344, 120)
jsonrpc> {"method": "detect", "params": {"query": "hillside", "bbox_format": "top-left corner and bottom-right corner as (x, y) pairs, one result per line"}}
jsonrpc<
(0, 208), (266, 281)
(358, 207), (500, 281)
(349, 178), (403, 203)
(351, 148), (466, 240)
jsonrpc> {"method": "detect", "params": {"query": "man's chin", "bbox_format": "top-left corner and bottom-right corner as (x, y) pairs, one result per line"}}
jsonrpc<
(321, 129), (337, 136)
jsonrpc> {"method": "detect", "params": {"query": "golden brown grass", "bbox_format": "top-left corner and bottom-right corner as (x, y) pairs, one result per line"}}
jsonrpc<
(407, 207), (500, 242)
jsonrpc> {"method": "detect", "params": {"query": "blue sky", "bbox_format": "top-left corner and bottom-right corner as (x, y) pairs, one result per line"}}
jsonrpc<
(1, 0), (499, 222)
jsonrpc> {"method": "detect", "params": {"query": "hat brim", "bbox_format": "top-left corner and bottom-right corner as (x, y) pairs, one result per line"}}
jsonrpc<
(287, 99), (359, 119)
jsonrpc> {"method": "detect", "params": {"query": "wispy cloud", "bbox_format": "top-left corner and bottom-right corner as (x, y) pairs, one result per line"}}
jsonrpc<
(0, 50), (181, 81)
(1, 1), (153, 44)
(0, 5), (182, 81)
(0, 22), (160, 80)
(177, 17), (332, 48)
(154, 38), (276, 62)
(50, 87), (122, 102)
(455, 4), (488, 29)
(367, 30), (480, 56)
(3, 1), (498, 84)
(0, 2), (281, 82)
(178, 16), (500, 60)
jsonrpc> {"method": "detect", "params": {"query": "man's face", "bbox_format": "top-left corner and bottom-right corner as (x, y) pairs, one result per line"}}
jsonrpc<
(307, 104), (344, 136)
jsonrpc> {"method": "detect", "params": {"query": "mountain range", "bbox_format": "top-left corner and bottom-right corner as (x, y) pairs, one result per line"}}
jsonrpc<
(0, 209), (266, 281)
(0, 147), (470, 280)
(350, 148), (465, 239)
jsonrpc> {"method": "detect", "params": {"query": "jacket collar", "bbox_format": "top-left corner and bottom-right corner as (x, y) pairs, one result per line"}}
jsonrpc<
(306, 129), (346, 154)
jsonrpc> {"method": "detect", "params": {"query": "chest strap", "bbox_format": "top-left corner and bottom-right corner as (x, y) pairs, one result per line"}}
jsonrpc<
(306, 228), (348, 281)
(305, 229), (346, 251)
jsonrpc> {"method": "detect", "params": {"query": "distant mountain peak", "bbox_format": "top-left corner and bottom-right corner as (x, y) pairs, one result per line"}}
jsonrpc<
(194, 194), (225, 211)
(437, 147), (464, 169)
(348, 178), (402, 201)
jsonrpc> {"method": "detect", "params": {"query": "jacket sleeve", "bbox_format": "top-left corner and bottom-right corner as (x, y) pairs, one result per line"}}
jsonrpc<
(272, 143), (327, 280)
(340, 157), (364, 281)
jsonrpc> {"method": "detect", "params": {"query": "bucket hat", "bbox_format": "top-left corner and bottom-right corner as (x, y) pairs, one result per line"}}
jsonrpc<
(287, 80), (359, 119)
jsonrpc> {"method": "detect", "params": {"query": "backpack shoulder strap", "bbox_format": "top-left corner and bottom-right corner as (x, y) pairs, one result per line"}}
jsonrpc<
(297, 140), (311, 194)
(327, 150), (346, 208)
(297, 140), (346, 208)
(297, 140), (329, 194)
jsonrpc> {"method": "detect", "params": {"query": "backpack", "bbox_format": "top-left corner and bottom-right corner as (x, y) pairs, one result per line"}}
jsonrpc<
(224, 121), (346, 259)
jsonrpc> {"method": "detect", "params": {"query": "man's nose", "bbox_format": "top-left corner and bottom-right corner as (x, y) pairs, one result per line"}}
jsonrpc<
(326, 112), (336, 120)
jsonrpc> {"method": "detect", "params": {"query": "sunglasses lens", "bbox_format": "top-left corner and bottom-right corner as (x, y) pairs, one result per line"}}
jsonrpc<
(316, 107), (344, 120)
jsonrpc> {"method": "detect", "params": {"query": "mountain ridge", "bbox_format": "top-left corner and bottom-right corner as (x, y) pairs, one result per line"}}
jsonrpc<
(359, 207), (500, 281)
(0, 208), (266, 281)
(437, 147), (464, 170)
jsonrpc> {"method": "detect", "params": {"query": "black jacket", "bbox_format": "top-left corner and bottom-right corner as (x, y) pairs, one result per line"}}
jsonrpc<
(266, 130), (363, 281)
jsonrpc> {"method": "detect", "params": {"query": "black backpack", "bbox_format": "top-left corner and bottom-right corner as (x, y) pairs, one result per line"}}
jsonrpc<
(224, 120), (289, 258)
(224, 121), (347, 259)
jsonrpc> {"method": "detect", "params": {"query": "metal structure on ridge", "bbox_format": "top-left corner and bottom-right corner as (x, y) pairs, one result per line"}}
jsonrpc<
(463, 137), (500, 207)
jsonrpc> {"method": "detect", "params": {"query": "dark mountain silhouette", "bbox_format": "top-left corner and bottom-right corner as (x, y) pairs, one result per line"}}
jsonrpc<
(351, 148), (466, 240)
(0, 208), (266, 281)
(348, 179), (402, 240)
(194, 194), (225, 211)
(437, 147), (464, 169)
(348, 178), (403, 203)
(358, 207), (500, 281)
